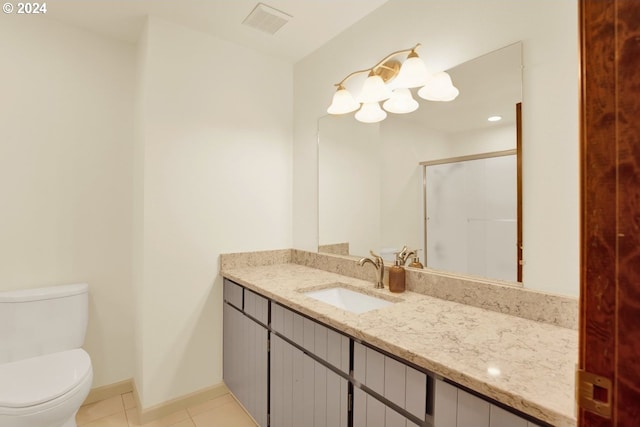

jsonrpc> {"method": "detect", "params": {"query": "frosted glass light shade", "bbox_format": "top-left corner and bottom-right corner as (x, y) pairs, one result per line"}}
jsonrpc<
(393, 56), (430, 89)
(358, 74), (392, 103)
(355, 102), (387, 123)
(418, 71), (459, 101)
(327, 88), (360, 114)
(383, 88), (419, 114)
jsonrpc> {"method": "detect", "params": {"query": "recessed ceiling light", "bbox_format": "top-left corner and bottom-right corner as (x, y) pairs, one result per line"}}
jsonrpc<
(487, 115), (502, 122)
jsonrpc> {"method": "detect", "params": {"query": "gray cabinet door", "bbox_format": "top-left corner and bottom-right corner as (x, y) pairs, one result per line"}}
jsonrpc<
(353, 342), (427, 423)
(353, 387), (421, 427)
(272, 302), (349, 374)
(270, 334), (348, 427)
(223, 296), (268, 426)
(434, 379), (537, 427)
(223, 278), (243, 309)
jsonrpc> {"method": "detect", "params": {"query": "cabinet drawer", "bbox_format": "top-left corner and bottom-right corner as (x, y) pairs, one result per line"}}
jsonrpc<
(354, 387), (422, 427)
(434, 379), (541, 427)
(223, 278), (243, 309)
(354, 341), (428, 421)
(244, 288), (269, 325)
(272, 302), (349, 374)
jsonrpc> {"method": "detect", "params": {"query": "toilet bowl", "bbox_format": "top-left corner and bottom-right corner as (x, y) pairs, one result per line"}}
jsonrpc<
(0, 283), (93, 427)
(0, 349), (93, 427)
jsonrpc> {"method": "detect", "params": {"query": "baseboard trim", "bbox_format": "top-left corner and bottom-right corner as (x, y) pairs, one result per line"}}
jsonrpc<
(227, 388), (260, 427)
(138, 382), (229, 424)
(83, 379), (134, 405)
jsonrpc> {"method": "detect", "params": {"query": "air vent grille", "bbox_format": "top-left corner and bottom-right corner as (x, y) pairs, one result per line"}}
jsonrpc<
(242, 2), (292, 35)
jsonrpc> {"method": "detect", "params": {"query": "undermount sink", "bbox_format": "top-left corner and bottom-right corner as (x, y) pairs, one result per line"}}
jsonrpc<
(302, 284), (396, 314)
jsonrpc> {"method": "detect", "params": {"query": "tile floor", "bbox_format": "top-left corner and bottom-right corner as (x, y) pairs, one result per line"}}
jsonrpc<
(76, 391), (257, 427)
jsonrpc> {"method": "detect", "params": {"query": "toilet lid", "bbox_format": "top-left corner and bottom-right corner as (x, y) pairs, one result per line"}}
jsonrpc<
(0, 349), (92, 408)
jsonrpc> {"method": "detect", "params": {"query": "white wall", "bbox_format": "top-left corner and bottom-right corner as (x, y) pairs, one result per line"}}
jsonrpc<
(318, 117), (381, 256)
(0, 12), (293, 409)
(294, 0), (579, 296)
(379, 118), (448, 255)
(135, 16), (292, 408)
(447, 124), (516, 157)
(0, 18), (136, 387)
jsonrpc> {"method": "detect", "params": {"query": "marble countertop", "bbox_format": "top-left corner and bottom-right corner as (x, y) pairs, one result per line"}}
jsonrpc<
(222, 262), (577, 427)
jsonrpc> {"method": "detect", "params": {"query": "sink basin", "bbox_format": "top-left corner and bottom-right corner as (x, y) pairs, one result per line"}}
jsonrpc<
(303, 285), (395, 314)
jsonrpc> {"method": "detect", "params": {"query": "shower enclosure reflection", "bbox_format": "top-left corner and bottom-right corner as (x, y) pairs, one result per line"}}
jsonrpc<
(423, 151), (519, 282)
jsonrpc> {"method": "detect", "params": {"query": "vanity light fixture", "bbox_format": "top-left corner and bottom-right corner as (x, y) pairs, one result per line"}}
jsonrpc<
(327, 43), (459, 123)
(355, 102), (387, 123)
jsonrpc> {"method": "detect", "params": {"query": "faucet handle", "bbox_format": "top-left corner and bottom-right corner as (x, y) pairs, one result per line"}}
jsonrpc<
(397, 247), (417, 265)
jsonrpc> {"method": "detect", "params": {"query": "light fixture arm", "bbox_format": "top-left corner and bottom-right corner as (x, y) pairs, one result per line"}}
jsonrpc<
(333, 43), (421, 87)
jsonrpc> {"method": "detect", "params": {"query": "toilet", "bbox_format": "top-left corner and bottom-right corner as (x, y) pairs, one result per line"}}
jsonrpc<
(0, 283), (93, 427)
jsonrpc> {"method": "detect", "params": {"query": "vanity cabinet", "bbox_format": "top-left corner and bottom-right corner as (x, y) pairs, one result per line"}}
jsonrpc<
(270, 334), (349, 427)
(353, 341), (427, 427)
(353, 387), (421, 427)
(222, 280), (269, 427)
(270, 302), (350, 427)
(223, 278), (549, 427)
(433, 379), (543, 427)
(271, 302), (350, 374)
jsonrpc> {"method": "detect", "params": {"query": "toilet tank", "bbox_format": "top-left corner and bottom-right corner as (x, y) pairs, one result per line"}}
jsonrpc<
(0, 283), (88, 364)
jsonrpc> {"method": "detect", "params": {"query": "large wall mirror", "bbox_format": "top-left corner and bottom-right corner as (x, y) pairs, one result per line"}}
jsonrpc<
(319, 42), (523, 284)
(308, 0), (578, 297)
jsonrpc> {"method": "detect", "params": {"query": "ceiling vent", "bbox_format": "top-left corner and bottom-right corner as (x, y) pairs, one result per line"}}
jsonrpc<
(242, 3), (292, 35)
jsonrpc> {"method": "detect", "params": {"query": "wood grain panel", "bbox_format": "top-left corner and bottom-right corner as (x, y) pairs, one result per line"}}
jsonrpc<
(579, 1), (617, 424)
(615, 0), (640, 423)
(580, 0), (640, 425)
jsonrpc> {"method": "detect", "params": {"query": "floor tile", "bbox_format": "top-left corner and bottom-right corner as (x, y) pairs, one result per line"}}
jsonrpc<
(169, 418), (196, 427)
(191, 401), (256, 427)
(78, 411), (128, 427)
(122, 391), (137, 410)
(186, 393), (234, 417)
(126, 408), (191, 427)
(76, 395), (125, 425)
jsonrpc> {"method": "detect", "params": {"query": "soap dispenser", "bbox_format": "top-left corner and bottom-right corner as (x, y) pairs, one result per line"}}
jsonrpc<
(388, 252), (406, 293)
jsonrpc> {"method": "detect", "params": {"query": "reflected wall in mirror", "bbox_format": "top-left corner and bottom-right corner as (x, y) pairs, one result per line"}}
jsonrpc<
(318, 42), (523, 284)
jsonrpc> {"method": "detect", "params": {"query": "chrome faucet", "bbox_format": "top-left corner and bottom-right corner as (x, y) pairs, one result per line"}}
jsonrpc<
(358, 250), (385, 289)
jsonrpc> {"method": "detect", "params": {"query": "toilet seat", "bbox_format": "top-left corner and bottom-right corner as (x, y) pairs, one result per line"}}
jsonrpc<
(0, 349), (92, 410)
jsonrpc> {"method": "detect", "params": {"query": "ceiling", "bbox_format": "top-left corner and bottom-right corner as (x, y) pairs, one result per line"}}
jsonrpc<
(46, 0), (389, 63)
(45, 0), (520, 132)
(406, 41), (523, 133)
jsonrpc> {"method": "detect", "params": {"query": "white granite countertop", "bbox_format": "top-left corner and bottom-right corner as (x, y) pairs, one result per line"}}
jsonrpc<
(222, 263), (577, 427)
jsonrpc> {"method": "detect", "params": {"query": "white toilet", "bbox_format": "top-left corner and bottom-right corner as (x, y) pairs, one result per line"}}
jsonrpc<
(0, 283), (93, 427)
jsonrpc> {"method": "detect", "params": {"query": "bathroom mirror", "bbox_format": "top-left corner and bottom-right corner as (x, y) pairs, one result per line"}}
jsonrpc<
(311, 0), (579, 296)
(318, 42), (523, 284)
